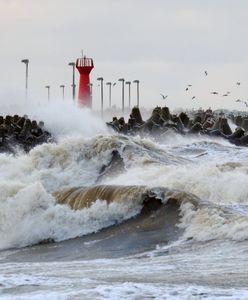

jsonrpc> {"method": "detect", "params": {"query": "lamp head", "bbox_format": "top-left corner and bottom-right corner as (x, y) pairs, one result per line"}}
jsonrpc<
(21, 59), (29, 64)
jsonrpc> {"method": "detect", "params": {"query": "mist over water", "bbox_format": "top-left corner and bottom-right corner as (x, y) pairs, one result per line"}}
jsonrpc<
(0, 97), (108, 138)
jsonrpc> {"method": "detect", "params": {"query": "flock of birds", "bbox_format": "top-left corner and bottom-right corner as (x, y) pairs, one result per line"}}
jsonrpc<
(160, 70), (248, 108)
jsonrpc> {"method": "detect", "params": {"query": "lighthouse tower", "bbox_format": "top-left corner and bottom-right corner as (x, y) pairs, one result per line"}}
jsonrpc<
(76, 56), (94, 107)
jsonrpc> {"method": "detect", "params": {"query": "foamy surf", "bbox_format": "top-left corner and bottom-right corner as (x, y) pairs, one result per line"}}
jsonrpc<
(0, 125), (248, 250)
(1, 108), (248, 299)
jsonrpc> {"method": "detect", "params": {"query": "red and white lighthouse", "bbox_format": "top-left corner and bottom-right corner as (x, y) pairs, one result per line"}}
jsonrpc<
(76, 56), (94, 107)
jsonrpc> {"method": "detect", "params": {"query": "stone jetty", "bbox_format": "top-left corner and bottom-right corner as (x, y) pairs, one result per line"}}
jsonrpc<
(107, 106), (248, 146)
(0, 114), (53, 154)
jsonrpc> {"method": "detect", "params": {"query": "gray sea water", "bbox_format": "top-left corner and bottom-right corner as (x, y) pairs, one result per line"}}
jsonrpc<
(0, 103), (248, 299)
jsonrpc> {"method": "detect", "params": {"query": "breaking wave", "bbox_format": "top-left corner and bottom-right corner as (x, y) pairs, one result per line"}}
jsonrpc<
(1, 117), (248, 250)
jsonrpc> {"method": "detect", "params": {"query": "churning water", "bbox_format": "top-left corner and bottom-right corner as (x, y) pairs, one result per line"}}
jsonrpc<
(0, 101), (248, 299)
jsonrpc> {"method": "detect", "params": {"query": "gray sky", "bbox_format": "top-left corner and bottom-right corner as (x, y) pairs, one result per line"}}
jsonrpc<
(1, 0), (248, 111)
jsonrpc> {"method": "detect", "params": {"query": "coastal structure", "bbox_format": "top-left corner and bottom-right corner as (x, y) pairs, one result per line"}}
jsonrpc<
(76, 55), (94, 107)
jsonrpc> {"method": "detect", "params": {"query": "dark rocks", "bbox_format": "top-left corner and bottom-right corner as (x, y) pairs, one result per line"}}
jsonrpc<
(234, 115), (243, 127)
(161, 106), (171, 122)
(131, 106), (144, 125)
(179, 112), (189, 128)
(220, 118), (232, 136)
(97, 150), (125, 183)
(241, 118), (248, 131)
(229, 127), (245, 139)
(0, 114), (53, 154)
(188, 122), (203, 134)
(107, 106), (248, 147)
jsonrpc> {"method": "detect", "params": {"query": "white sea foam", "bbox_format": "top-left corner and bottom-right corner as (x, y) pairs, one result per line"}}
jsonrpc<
(178, 201), (248, 241)
(0, 104), (248, 249)
(0, 99), (109, 139)
(1, 102), (248, 299)
(1, 251), (248, 299)
(103, 137), (248, 242)
(1, 131), (248, 249)
(0, 181), (141, 249)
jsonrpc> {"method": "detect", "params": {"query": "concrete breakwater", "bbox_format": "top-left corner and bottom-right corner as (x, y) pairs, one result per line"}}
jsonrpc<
(107, 106), (248, 146)
(0, 114), (53, 154)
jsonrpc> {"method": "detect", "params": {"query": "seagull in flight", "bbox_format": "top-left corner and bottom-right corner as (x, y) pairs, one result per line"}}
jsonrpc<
(160, 93), (168, 100)
(204, 70), (208, 76)
(192, 96), (196, 100)
(235, 99), (241, 102)
(186, 84), (192, 91)
(222, 94), (228, 97)
(211, 92), (218, 95)
(236, 82), (241, 86)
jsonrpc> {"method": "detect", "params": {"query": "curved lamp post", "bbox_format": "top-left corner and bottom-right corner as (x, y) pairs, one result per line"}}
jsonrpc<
(97, 77), (104, 117)
(125, 81), (131, 109)
(45, 85), (50, 102)
(133, 80), (140, 107)
(68, 62), (76, 101)
(106, 82), (112, 108)
(21, 59), (29, 100)
(60, 84), (65, 100)
(90, 83), (93, 107)
(118, 78), (125, 114)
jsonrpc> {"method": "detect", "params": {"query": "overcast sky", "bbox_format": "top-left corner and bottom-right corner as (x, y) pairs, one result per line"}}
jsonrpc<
(1, 0), (248, 111)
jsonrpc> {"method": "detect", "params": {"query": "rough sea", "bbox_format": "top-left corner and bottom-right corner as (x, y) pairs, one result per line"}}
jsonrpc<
(0, 102), (248, 299)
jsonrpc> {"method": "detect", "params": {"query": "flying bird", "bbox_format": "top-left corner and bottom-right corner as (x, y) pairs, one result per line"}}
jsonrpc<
(211, 92), (218, 95)
(188, 84), (192, 87)
(160, 93), (168, 99)
(204, 70), (208, 76)
(192, 96), (196, 100)
(112, 82), (117, 87)
(222, 94), (228, 97)
(235, 99), (241, 102)
(185, 87), (189, 91)
(236, 82), (241, 86)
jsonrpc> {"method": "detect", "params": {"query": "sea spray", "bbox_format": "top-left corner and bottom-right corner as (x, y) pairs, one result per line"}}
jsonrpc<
(0, 182), (144, 250)
(0, 108), (248, 250)
(0, 99), (108, 139)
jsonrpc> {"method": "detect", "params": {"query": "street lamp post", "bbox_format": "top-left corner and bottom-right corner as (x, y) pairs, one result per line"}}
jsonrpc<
(68, 62), (76, 101)
(125, 81), (131, 109)
(106, 82), (112, 108)
(90, 83), (93, 107)
(60, 85), (65, 100)
(133, 80), (140, 107)
(118, 78), (125, 114)
(21, 59), (29, 100)
(97, 77), (104, 117)
(45, 85), (50, 102)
